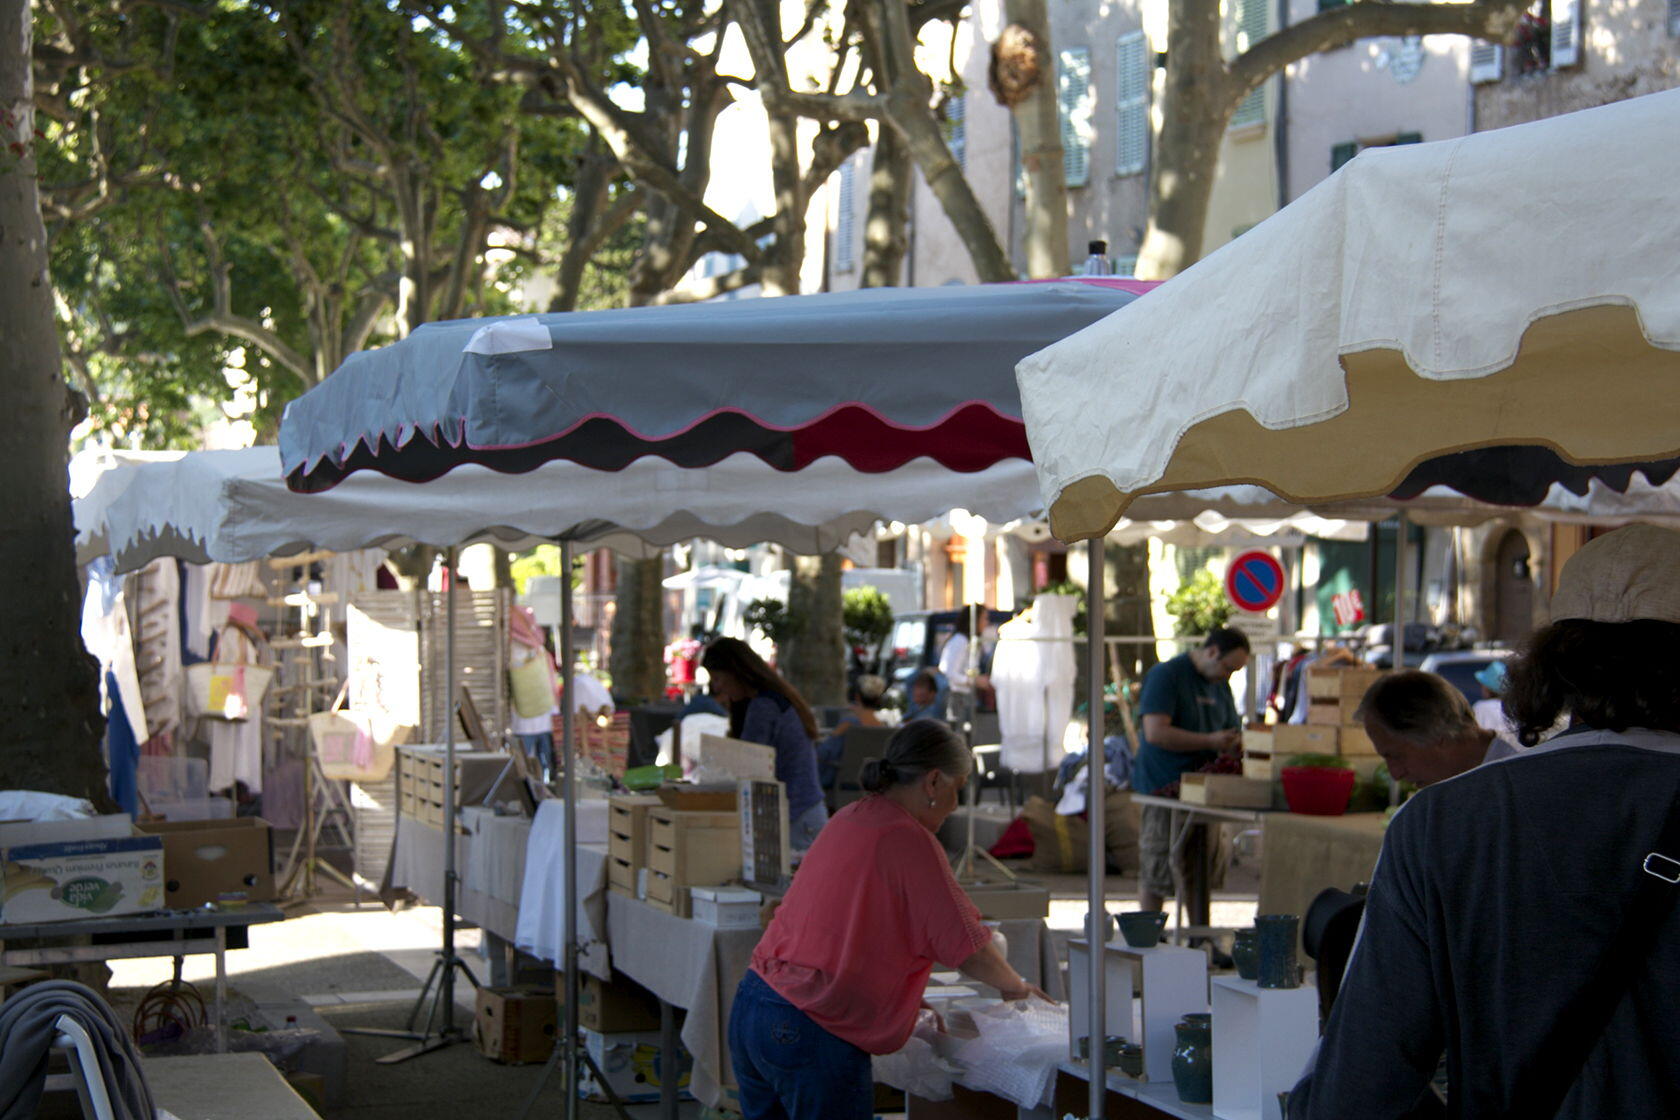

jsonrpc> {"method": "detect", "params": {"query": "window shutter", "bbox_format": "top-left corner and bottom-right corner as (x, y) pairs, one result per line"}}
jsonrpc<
(1469, 41), (1503, 83)
(947, 94), (967, 170)
(1330, 142), (1358, 172)
(1550, 0), (1582, 67)
(1230, 0), (1270, 128)
(1057, 47), (1093, 188)
(1115, 32), (1149, 176)
(834, 160), (855, 273)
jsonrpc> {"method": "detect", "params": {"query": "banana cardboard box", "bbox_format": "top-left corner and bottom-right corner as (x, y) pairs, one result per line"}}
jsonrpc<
(1, 816), (166, 925)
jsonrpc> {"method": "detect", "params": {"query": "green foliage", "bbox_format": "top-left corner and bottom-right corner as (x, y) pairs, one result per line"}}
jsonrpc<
(841, 586), (894, 650)
(509, 546), (584, 597)
(1282, 752), (1351, 770)
(38, 1), (614, 448)
(1164, 568), (1234, 636)
(745, 598), (805, 646)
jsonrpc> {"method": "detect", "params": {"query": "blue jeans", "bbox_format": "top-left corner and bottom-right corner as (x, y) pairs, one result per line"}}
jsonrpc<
(516, 732), (554, 780)
(728, 970), (872, 1120)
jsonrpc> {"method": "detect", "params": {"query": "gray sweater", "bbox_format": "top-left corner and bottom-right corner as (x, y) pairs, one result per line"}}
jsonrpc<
(1290, 727), (1680, 1119)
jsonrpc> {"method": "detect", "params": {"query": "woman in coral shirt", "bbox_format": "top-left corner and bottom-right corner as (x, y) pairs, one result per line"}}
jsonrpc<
(729, 720), (1051, 1119)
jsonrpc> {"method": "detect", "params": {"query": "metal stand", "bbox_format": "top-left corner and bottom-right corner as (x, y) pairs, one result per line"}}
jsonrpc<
(1086, 542), (1109, 1120)
(343, 548), (477, 1062)
(277, 752), (360, 901)
(953, 603), (1017, 884)
(516, 1023), (635, 1120)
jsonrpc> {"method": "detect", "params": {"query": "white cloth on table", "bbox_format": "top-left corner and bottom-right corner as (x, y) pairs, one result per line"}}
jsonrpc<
(990, 595), (1076, 773)
(513, 799), (612, 979)
(605, 894), (762, 1109)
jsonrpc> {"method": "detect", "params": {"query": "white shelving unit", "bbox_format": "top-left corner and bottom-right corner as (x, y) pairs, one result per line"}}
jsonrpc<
(1210, 975), (1319, 1120)
(1068, 938), (1209, 1083)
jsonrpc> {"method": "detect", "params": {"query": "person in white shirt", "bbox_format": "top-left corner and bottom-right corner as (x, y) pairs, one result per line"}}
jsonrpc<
(937, 615), (973, 729)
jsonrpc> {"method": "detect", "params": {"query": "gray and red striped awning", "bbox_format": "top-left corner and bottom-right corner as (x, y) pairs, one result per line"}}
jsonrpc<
(279, 279), (1156, 492)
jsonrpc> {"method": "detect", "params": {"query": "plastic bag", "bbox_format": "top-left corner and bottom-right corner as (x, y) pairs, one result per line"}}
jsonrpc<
(872, 1011), (962, 1102)
(949, 998), (1068, 1108)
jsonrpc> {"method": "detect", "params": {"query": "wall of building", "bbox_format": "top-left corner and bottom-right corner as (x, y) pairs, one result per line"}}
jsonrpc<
(1282, 14), (1470, 204)
(1474, 0), (1680, 131)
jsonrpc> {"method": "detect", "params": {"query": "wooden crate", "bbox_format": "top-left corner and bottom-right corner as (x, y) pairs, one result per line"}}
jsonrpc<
(1179, 773), (1272, 808)
(1306, 667), (1387, 726)
(1241, 727), (1275, 756)
(1241, 752), (1277, 781)
(1272, 723), (1340, 756)
(1338, 724), (1378, 757)
(644, 809), (741, 918)
(606, 794), (664, 897)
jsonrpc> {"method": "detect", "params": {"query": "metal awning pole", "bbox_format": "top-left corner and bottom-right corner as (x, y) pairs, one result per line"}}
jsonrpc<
(560, 539), (580, 1120)
(1086, 541), (1107, 1120)
(440, 547), (458, 1032)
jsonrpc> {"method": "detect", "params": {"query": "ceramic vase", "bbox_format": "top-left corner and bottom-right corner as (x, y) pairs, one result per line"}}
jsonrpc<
(1117, 1042), (1144, 1078)
(1171, 1016), (1213, 1104)
(1256, 913), (1301, 989)
(1232, 927), (1259, 981)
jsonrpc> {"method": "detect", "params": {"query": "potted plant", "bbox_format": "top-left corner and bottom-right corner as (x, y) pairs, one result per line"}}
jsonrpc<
(1280, 753), (1357, 816)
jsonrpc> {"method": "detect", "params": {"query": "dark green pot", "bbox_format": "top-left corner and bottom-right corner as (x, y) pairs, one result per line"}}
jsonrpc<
(1172, 1018), (1213, 1104)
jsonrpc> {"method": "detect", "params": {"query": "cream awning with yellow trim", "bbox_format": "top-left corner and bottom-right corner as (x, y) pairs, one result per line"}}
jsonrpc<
(1016, 88), (1680, 543)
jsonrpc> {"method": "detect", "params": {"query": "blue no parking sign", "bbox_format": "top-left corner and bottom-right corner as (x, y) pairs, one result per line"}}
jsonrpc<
(1225, 550), (1286, 613)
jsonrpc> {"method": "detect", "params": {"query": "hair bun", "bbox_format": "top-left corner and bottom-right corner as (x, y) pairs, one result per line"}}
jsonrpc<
(858, 757), (895, 794)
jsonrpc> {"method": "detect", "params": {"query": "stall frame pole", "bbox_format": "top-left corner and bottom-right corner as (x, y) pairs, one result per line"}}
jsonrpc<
(1086, 542), (1108, 1120)
(344, 547), (476, 1062)
(560, 539), (580, 1120)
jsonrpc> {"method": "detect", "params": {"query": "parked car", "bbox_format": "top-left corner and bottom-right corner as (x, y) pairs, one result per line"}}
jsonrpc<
(1419, 648), (1515, 704)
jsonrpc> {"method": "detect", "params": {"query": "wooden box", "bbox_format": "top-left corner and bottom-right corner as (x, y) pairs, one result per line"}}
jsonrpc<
(1241, 752), (1277, 781)
(1272, 723), (1340, 756)
(644, 809), (742, 918)
(1338, 724), (1378, 757)
(1306, 667), (1387, 726)
(1242, 727), (1275, 755)
(1179, 773), (1272, 808)
(607, 794), (664, 897)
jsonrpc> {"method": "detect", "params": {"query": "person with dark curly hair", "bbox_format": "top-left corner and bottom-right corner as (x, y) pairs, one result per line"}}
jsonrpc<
(1290, 524), (1680, 1119)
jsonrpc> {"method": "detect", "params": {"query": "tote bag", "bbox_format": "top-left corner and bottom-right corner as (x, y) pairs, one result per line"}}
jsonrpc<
(185, 625), (273, 722)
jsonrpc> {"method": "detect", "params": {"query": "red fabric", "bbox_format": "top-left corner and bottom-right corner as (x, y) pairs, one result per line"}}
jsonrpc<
(988, 815), (1036, 859)
(752, 796), (991, 1054)
(787, 403), (1031, 472)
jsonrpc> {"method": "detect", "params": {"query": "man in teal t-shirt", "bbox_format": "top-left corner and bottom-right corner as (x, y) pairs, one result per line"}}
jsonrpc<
(1134, 627), (1249, 914)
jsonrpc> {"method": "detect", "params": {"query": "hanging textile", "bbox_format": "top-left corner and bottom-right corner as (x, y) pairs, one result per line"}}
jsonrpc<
(991, 594), (1078, 773)
(104, 671), (141, 815)
(129, 559), (183, 745)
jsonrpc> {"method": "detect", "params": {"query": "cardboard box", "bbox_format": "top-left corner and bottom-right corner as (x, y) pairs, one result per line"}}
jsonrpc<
(961, 884), (1052, 920)
(690, 886), (762, 929)
(139, 818), (274, 908)
(555, 970), (662, 1034)
(1272, 723), (1341, 757)
(1179, 774), (1272, 808)
(579, 1028), (693, 1104)
(654, 785), (738, 812)
(2, 819), (165, 924)
(473, 986), (556, 1064)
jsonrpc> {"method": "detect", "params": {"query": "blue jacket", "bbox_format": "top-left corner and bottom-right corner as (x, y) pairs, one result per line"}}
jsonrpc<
(737, 691), (824, 819)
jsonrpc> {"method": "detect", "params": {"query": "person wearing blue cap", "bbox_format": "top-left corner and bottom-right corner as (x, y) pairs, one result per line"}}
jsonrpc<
(1470, 659), (1518, 744)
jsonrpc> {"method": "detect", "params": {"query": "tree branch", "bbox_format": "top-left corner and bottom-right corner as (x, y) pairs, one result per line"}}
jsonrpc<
(651, 264), (763, 304)
(1229, 0), (1531, 100)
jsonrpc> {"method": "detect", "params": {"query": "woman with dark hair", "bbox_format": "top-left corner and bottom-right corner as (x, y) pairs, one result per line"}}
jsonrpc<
(729, 720), (1050, 1119)
(1290, 525), (1680, 1119)
(699, 637), (827, 849)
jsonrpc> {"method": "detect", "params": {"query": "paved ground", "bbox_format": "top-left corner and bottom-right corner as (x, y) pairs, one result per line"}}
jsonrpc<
(74, 859), (1259, 1120)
